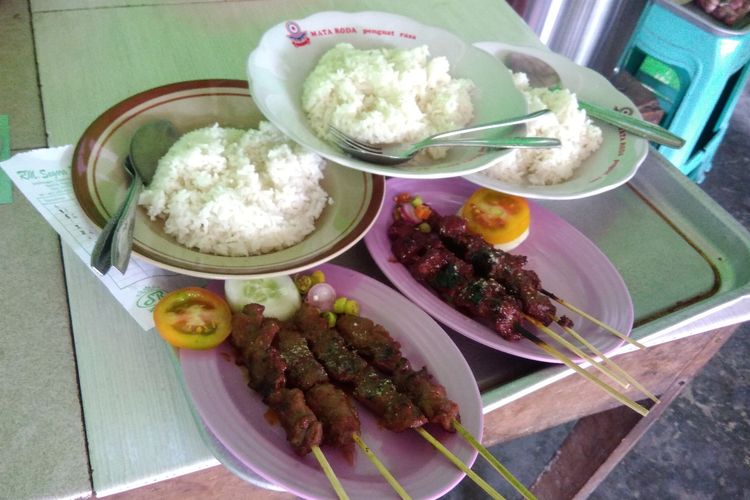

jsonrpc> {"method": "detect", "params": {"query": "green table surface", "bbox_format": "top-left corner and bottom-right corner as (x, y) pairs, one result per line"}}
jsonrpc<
(7, 1), (750, 498)
(27, 0), (543, 496)
(0, 115), (11, 203)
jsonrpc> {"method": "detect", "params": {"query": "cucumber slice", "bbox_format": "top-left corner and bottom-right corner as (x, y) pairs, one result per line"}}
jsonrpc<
(224, 276), (301, 320)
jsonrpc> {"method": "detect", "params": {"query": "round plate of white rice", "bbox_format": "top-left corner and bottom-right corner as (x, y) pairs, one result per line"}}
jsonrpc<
(72, 80), (385, 279)
(464, 41), (649, 200)
(247, 11), (528, 179)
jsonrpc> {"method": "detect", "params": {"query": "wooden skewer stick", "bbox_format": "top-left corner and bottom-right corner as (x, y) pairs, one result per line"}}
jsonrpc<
(525, 315), (632, 390)
(415, 427), (505, 500)
(452, 419), (536, 500)
(352, 433), (412, 500)
(311, 445), (349, 500)
(518, 325), (649, 417)
(560, 323), (660, 404)
(541, 289), (646, 350)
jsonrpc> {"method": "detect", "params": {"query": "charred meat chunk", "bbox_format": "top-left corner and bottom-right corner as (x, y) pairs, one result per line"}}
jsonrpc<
(275, 326), (328, 391)
(305, 383), (360, 464)
(353, 365), (427, 432)
(265, 388), (323, 457)
(335, 315), (403, 373)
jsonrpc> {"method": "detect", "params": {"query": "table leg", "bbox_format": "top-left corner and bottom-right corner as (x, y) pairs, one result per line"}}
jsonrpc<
(529, 325), (737, 499)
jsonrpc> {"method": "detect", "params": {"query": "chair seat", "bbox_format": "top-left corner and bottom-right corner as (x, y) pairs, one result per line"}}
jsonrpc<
(618, 0), (750, 180)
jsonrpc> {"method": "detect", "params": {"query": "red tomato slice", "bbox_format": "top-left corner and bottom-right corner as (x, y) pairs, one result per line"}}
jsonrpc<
(153, 287), (232, 350)
(459, 188), (530, 247)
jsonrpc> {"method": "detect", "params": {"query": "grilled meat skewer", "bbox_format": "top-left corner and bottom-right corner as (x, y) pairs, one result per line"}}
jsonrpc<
(289, 304), (506, 494)
(230, 304), (322, 456)
(335, 314), (460, 432)
(232, 304), (362, 462)
(390, 224), (525, 340)
(240, 305), (361, 463)
(293, 304), (427, 432)
(388, 204), (566, 340)
(437, 214), (557, 325)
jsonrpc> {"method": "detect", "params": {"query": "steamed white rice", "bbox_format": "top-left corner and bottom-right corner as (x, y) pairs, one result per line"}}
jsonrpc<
(138, 121), (330, 256)
(302, 43), (474, 158)
(484, 72), (602, 185)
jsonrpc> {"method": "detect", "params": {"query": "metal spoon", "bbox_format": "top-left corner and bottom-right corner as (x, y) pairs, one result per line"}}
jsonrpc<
(501, 52), (686, 149)
(90, 120), (179, 275)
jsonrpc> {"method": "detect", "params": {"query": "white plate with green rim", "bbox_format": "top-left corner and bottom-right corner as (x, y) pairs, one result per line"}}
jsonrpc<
(247, 11), (528, 179)
(72, 80), (385, 279)
(465, 41), (649, 200)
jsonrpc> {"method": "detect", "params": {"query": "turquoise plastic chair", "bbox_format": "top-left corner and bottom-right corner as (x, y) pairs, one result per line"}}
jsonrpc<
(618, 0), (750, 182)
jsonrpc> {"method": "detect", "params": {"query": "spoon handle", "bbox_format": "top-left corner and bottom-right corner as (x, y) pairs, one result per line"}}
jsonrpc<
(429, 109), (551, 140)
(578, 101), (685, 149)
(90, 189), (130, 275)
(417, 136), (561, 150)
(110, 172), (144, 273)
(90, 214), (119, 275)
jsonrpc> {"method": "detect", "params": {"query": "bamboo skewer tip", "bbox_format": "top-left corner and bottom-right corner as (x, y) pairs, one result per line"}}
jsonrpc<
(352, 434), (412, 500)
(520, 326), (649, 417)
(312, 445), (349, 500)
(560, 324), (660, 404)
(452, 420), (536, 500)
(542, 289), (646, 350)
(415, 427), (505, 500)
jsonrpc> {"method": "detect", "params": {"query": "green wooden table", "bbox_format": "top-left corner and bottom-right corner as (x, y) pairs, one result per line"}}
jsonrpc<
(21, 0), (544, 496)
(3, 1), (749, 498)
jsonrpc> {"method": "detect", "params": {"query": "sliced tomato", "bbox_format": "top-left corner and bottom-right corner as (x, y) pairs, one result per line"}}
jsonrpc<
(459, 188), (530, 248)
(153, 287), (232, 350)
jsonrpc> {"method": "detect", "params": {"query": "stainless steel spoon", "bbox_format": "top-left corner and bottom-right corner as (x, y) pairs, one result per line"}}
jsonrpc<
(501, 51), (686, 149)
(90, 120), (179, 275)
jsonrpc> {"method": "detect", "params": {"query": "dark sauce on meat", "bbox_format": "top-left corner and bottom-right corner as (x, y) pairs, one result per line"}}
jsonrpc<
(389, 202), (563, 341)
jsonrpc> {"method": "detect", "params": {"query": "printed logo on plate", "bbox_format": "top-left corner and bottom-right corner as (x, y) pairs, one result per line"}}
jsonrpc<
(286, 21), (310, 47)
(592, 105), (634, 183)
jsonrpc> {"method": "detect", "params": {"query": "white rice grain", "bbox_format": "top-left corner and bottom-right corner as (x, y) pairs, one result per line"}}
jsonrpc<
(301, 43), (474, 158)
(138, 121), (330, 256)
(484, 72), (602, 185)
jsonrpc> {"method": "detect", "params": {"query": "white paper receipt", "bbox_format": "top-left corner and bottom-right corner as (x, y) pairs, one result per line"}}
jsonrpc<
(1, 146), (206, 330)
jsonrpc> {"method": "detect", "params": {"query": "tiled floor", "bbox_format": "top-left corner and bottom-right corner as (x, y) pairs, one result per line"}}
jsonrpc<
(447, 85), (750, 499)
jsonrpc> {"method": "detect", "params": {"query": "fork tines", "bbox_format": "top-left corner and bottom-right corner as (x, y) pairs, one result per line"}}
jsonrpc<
(328, 125), (380, 153)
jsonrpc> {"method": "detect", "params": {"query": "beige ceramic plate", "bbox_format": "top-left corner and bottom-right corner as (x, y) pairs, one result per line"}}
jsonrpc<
(72, 80), (385, 279)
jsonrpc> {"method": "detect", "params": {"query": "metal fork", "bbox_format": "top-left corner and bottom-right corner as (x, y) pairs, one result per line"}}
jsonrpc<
(328, 110), (560, 165)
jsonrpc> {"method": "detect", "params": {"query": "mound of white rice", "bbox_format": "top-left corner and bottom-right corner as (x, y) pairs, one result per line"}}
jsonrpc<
(302, 43), (475, 159)
(138, 121), (330, 256)
(484, 72), (603, 185)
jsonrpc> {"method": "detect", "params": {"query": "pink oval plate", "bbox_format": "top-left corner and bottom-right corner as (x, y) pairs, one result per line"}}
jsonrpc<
(363, 177), (634, 364)
(179, 263), (482, 499)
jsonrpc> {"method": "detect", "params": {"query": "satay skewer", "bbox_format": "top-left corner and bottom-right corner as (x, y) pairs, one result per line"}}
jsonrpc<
(274, 323), (412, 499)
(559, 322), (659, 403)
(540, 289), (646, 350)
(389, 203), (653, 414)
(311, 446), (349, 500)
(231, 306), (407, 499)
(518, 325), (649, 416)
(334, 313), (534, 500)
(394, 201), (640, 350)
(293, 305), (505, 499)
